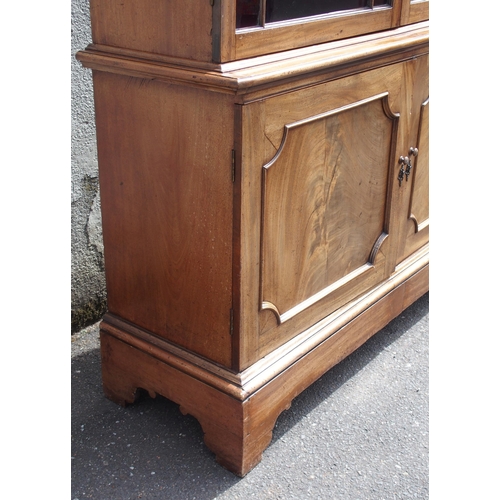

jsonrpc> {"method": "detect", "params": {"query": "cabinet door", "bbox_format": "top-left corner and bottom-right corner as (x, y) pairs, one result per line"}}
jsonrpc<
(396, 55), (429, 266)
(238, 63), (407, 362)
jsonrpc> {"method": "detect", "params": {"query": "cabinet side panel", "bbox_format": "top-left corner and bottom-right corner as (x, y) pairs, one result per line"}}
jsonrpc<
(93, 72), (234, 367)
(90, 0), (213, 62)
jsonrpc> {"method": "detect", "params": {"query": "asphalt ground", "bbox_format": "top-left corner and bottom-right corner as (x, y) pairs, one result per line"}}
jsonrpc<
(71, 293), (429, 499)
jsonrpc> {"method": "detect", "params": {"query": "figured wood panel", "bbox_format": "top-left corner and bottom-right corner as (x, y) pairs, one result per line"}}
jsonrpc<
(90, 0), (213, 62)
(92, 71), (234, 367)
(260, 95), (397, 325)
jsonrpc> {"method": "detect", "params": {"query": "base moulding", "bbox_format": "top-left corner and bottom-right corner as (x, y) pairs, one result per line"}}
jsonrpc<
(99, 258), (428, 476)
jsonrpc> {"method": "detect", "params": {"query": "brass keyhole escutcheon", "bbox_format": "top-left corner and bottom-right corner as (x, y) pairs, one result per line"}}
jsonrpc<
(398, 147), (418, 186)
(398, 156), (408, 187)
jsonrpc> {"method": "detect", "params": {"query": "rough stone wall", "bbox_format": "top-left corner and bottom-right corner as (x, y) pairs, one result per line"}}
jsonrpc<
(71, 0), (107, 332)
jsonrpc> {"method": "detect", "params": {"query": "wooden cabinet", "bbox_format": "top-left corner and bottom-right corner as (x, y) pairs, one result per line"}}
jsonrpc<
(77, 0), (429, 476)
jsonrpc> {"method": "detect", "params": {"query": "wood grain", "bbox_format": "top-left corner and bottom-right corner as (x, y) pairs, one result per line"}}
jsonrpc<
(99, 244), (428, 400)
(87, 1), (428, 64)
(233, 8), (395, 61)
(99, 260), (428, 476)
(408, 99), (429, 231)
(76, 22), (429, 102)
(396, 55), (429, 264)
(93, 72), (235, 367)
(236, 62), (407, 359)
(400, 0), (429, 25)
(78, 3), (429, 476)
(90, 0), (213, 62)
(261, 94), (396, 324)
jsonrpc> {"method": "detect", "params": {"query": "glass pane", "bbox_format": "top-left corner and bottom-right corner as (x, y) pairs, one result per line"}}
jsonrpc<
(236, 0), (261, 28)
(266, 0), (370, 24)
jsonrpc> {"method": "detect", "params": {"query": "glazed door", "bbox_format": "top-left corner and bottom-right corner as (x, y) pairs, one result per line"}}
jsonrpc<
(238, 62), (409, 363)
(237, 0), (393, 28)
(226, 0), (401, 61)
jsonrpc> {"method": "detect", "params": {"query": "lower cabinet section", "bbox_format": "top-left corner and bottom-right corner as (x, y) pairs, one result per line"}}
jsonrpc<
(79, 23), (429, 476)
(239, 55), (429, 362)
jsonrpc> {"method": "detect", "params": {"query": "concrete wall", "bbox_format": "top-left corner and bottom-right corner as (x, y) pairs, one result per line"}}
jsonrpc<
(71, 0), (107, 332)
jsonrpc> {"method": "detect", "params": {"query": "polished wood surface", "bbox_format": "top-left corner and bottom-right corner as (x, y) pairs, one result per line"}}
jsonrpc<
(77, 1), (429, 475)
(76, 22), (429, 99)
(93, 72), (235, 367)
(232, 8), (396, 61)
(398, 55), (429, 264)
(100, 260), (428, 476)
(90, 0), (213, 62)
(401, 0), (429, 25)
(235, 56), (429, 362)
(260, 96), (394, 320)
(87, 0), (428, 63)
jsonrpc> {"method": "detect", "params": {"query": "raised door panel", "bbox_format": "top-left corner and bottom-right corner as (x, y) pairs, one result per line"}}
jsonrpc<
(399, 97), (429, 262)
(237, 63), (406, 363)
(261, 95), (397, 325)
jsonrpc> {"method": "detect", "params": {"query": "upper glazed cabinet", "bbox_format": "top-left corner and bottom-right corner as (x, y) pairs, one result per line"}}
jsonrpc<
(89, 0), (429, 63)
